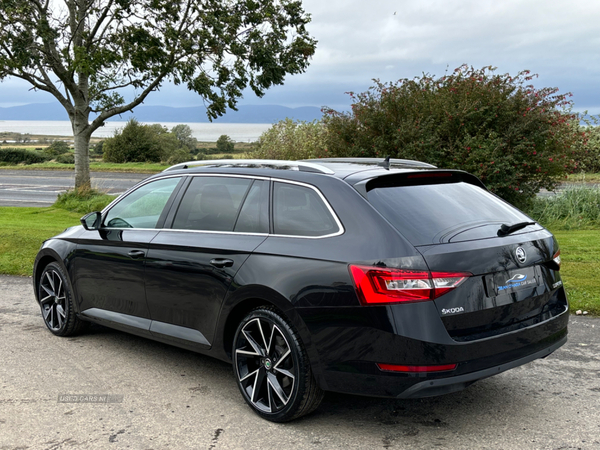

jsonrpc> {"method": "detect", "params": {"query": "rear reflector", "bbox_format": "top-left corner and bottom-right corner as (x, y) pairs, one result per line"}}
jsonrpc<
(350, 265), (471, 305)
(377, 363), (457, 373)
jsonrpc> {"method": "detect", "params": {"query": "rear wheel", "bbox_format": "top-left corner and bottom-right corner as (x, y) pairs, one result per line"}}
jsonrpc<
(233, 307), (324, 422)
(38, 262), (86, 336)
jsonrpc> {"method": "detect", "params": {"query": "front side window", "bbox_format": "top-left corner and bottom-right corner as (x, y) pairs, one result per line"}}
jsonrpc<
(172, 176), (257, 232)
(273, 182), (340, 237)
(103, 177), (181, 229)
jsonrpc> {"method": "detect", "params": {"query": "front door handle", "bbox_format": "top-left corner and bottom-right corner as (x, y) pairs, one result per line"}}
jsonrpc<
(210, 258), (234, 268)
(128, 250), (146, 259)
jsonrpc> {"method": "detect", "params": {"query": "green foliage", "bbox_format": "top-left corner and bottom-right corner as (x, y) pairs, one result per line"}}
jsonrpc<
(44, 141), (70, 156)
(171, 124), (198, 151)
(323, 66), (581, 208)
(570, 117), (600, 173)
(253, 118), (328, 160)
(102, 119), (187, 163)
(91, 140), (105, 156)
(55, 153), (75, 164)
(216, 135), (235, 154)
(0, 0), (316, 189)
(54, 187), (116, 214)
(526, 187), (600, 229)
(0, 148), (49, 164)
(166, 149), (193, 166)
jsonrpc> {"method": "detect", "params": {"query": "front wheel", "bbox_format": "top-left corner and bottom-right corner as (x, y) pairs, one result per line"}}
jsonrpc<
(38, 262), (87, 336)
(233, 307), (324, 422)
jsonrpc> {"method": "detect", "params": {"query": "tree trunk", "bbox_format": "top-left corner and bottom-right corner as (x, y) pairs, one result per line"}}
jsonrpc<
(71, 108), (92, 190)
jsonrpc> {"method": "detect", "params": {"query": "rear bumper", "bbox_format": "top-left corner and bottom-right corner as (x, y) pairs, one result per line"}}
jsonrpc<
(396, 335), (566, 398)
(299, 301), (569, 398)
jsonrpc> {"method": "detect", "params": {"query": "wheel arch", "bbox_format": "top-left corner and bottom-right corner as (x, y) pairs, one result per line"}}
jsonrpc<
(215, 286), (328, 390)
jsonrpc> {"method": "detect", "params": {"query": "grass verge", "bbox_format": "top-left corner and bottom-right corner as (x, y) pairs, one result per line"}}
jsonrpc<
(551, 228), (600, 315)
(0, 207), (81, 276)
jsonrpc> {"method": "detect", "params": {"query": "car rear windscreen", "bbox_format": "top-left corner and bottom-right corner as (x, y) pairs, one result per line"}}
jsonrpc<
(367, 181), (533, 245)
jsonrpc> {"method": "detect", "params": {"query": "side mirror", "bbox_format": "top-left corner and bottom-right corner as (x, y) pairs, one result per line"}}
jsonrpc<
(81, 211), (102, 231)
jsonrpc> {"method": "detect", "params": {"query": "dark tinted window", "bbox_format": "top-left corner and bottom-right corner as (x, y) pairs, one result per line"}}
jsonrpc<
(234, 180), (269, 233)
(173, 176), (252, 232)
(104, 177), (181, 229)
(273, 182), (339, 237)
(367, 182), (533, 245)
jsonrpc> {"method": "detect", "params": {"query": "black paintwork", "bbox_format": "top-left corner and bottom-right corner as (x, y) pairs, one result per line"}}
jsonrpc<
(33, 160), (569, 399)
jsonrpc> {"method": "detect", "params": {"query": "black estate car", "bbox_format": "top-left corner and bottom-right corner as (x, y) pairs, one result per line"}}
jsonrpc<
(33, 158), (568, 422)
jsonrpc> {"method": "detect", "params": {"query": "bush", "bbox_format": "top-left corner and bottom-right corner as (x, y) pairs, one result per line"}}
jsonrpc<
(44, 140), (70, 156)
(253, 118), (328, 160)
(54, 187), (116, 214)
(570, 119), (600, 173)
(166, 148), (192, 165)
(103, 119), (180, 163)
(0, 148), (49, 164)
(322, 66), (581, 208)
(216, 134), (235, 153)
(91, 140), (105, 156)
(55, 153), (75, 164)
(526, 186), (600, 229)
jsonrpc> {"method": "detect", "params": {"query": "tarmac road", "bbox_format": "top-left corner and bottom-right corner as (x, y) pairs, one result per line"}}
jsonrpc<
(0, 275), (599, 449)
(0, 170), (149, 207)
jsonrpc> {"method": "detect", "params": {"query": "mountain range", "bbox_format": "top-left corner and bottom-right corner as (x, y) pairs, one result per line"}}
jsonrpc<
(0, 103), (323, 123)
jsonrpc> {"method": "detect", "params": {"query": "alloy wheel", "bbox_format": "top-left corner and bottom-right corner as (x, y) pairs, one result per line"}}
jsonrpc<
(235, 317), (296, 413)
(40, 269), (68, 331)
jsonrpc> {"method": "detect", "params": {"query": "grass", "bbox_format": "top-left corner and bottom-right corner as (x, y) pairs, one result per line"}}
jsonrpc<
(551, 229), (600, 315)
(0, 207), (81, 276)
(54, 187), (116, 214)
(527, 186), (600, 230)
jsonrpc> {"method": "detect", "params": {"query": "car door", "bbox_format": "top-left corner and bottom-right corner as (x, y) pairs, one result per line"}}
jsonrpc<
(71, 176), (184, 334)
(144, 175), (269, 348)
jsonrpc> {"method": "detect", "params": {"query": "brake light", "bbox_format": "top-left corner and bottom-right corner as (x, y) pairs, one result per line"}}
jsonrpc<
(349, 265), (471, 305)
(407, 172), (453, 179)
(553, 250), (561, 270)
(377, 363), (457, 373)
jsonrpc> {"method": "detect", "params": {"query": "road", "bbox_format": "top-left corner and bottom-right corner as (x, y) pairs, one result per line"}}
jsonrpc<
(0, 170), (149, 207)
(0, 275), (599, 449)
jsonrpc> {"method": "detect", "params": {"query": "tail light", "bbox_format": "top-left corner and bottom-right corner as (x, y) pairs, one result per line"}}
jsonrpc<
(349, 265), (471, 305)
(553, 250), (561, 270)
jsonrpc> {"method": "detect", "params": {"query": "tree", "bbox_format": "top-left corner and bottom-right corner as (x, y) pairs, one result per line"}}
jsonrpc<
(253, 118), (327, 160)
(171, 124), (197, 151)
(0, 0), (316, 189)
(323, 66), (581, 208)
(216, 134), (235, 153)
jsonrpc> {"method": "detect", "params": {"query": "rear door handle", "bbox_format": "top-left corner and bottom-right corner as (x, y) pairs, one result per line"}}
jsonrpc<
(210, 258), (234, 268)
(128, 250), (146, 259)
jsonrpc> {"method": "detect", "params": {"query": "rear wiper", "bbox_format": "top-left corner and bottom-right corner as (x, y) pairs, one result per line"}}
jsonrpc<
(497, 221), (536, 237)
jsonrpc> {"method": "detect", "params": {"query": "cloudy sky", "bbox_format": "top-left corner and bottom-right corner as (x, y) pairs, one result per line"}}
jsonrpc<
(1, 0), (599, 113)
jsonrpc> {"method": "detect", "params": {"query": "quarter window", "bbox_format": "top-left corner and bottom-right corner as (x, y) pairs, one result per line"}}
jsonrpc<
(103, 177), (181, 229)
(273, 182), (339, 237)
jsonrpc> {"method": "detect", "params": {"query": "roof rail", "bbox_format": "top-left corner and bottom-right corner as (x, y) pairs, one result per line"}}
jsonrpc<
(163, 159), (335, 174)
(302, 158), (437, 169)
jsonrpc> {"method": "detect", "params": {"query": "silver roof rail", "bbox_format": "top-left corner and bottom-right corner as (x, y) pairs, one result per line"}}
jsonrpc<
(302, 158), (436, 168)
(163, 159), (335, 174)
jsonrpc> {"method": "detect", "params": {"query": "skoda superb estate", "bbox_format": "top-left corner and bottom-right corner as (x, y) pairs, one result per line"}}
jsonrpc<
(33, 158), (568, 422)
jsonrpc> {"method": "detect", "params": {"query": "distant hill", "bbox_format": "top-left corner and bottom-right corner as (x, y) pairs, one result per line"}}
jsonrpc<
(0, 103), (323, 123)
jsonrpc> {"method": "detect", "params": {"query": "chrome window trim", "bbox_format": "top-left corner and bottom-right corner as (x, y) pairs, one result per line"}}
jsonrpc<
(99, 174), (345, 240)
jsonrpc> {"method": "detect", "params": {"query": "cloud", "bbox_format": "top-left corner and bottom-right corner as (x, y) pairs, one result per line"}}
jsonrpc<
(1, 0), (599, 113)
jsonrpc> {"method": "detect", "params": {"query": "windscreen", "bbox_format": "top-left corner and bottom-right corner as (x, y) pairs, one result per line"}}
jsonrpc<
(367, 181), (533, 245)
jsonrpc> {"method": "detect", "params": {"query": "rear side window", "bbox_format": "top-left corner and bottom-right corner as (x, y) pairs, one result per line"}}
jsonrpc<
(367, 182), (533, 245)
(273, 182), (340, 237)
(173, 176), (253, 232)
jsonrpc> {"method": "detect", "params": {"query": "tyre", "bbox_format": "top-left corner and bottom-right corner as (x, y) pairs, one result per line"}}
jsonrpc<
(233, 307), (324, 422)
(38, 262), (87, 337)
